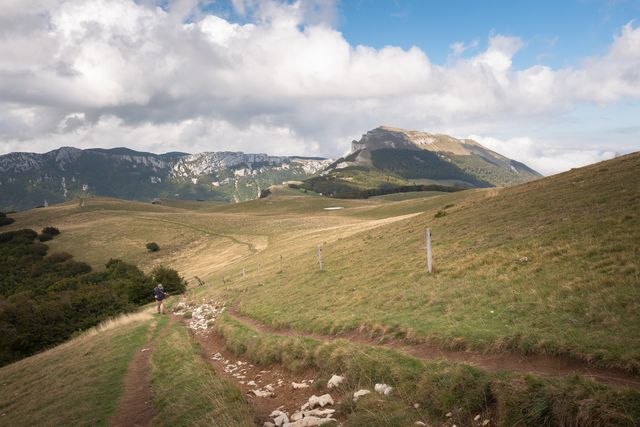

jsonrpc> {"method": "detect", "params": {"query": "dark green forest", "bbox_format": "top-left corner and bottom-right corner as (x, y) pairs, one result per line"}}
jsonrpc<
(0, 228), (186, 366)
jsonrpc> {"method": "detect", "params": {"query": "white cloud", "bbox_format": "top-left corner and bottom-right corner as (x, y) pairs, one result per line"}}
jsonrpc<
(468, 135), (617, 175)
(0, 0), (639, 175)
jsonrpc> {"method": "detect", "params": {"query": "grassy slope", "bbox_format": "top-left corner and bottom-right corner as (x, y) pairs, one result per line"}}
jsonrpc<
(0, 313), (151, 426)
(201, 153), (640, 371)
(4, 153), (638, 373)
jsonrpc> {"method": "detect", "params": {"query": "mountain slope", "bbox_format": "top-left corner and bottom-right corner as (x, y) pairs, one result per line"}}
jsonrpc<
(303, 126), (541, 196)
(0, 147), (331, 211)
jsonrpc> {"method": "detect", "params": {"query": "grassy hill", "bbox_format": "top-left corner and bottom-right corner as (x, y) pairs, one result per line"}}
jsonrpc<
(1, 152), (638, 425)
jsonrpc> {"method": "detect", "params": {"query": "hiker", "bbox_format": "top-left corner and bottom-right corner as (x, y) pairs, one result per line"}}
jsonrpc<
(153, 284), (170, 314)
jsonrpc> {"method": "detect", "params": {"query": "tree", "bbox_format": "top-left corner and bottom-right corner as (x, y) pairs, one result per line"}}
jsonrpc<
(151, 266), (186, 294)
(146, 242), (160, 252)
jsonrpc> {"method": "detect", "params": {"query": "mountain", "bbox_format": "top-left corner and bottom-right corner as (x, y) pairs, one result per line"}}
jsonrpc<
(0, 147), (331, 211)
(301, 126), (541, 197)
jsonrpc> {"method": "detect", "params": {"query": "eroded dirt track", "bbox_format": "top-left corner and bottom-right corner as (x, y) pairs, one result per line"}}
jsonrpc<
(109, 317), (172, 427)
(229, 308), (640, 390)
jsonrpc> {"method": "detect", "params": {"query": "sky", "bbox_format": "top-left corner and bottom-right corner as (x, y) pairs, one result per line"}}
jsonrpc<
(0, 0), (639, 175)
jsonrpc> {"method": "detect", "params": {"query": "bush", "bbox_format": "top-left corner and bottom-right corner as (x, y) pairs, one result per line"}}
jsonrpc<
(0, 217), (14, 227)
(151, 266), (186, 294)
(46, 252), (73, 264)
(42, 226), (60, 236)
(146, 242), (160, 252)
(38, 233), (54, 242)
(434, 210), (448, 218)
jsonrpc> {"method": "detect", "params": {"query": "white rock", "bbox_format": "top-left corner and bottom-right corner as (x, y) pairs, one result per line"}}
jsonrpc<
(263, 422), (275, 427)
(474, 414), (481, 421)
(353, 389), (370, 402)
(291, 409), (336, 421)
(274, 413), (289, 426)
(265, 384), (275, 392)
(446, 412), (453, 417)
(302, 394), (334, 410)
(327, 374), (345, 389)
(247, 380), (257, 386)
(413, 403), (420, 409)
(251, 389), (274, 398)
(292, 382), (310, 389)
(374, 383), (393, 395)
(270, 410), (287, 418)
(284, 416), (336, 427)
(415, 422), (426, 426)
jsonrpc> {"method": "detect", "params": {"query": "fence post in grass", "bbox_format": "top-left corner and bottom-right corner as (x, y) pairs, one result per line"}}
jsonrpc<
(426, 228), (433, 273)
(242, 267), (246, 280)
(279, 255), (283, 272)
(317, 245), (323, 271)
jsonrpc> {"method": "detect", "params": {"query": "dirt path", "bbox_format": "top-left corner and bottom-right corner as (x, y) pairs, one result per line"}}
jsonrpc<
(229, 308), (640, 390)
(109, 316), (171, 427)
(181, 316), (345, 426)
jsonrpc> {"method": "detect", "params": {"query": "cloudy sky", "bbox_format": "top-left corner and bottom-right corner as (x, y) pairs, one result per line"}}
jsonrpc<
(1, 0), (639, 174)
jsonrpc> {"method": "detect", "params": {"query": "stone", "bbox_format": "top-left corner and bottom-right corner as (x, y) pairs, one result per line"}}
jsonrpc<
(302, 394), (334, 410)
(374, 383), (393, 395)
(326, 374), (345, 389)
(474, 414), (481, 421)
(352, 389), (370, 402)
(251, 389), (274, 398)
(415, 422), (426, 426)
(274, 413), (289, 426)
(283, 416), (336, 427)
(292, 382), (310, 389)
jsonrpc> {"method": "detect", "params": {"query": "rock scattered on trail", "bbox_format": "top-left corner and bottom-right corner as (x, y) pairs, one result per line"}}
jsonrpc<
(352, 389), (370, 401)
(292, 382), (309, 389)
(374, 383), (393, 396)
(302, 394), (334, 410)
(173, 301), (225, 333)
(415, 422), (426, 426)
(326, 374), (345, 389)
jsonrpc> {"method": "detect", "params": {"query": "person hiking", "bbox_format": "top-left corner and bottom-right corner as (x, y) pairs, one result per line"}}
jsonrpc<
(153, 284), (170, 314)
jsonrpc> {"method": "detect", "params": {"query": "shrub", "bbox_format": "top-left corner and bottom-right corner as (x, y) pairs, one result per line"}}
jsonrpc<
(434, 210), (448, 218)
(151, 266), (187, 294)
(0, 217), (14, 227)
(46, 252), (73, 264)
(146, 242), (160, 252)
(38, 233), (54, 242)
(42, 226), (60, 236)
(0, 212), (5, 217)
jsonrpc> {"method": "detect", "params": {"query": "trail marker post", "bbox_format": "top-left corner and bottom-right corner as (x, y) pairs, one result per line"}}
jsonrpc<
(242, 268), (246, 280)
(279, 255), (283, 272)
(426, 228), (433, 273)
(317, 245), (323, 271)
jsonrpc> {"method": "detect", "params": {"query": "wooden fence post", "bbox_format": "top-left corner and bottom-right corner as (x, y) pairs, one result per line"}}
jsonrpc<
(426, 228), (433, 273)
(317, 245), (323, 271)
(279, 255), (283, 272)
(242, 268), (246, 279)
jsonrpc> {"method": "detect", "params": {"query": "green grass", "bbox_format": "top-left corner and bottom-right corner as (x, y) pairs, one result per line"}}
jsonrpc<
(0, 313), (152, 426)
(203, 153), (640, 371)
(216, 313), (640, 426)
(150, 320), (254, 426)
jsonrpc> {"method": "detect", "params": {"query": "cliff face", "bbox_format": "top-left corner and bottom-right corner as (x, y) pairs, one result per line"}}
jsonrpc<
(0, 147), (331, 211)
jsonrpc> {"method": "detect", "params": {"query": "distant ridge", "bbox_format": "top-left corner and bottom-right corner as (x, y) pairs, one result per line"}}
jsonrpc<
(0, 147), (331, 211)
